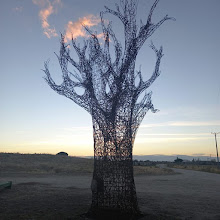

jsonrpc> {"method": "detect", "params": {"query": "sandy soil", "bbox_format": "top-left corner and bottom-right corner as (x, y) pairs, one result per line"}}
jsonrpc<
(1, 168), (220, 220)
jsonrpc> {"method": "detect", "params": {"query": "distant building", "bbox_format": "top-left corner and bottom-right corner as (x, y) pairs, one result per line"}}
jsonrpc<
(56, 152), (68, 156)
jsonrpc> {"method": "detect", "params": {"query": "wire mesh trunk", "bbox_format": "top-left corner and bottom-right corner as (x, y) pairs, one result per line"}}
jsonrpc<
(88, 118), (140, 218)
(90, 159), (139, 217)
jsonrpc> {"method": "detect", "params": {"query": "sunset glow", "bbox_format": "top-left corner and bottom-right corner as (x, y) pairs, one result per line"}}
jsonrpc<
(1, 0), (220, 158)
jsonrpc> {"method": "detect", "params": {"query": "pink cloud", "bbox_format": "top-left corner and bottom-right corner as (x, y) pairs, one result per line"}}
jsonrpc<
(33, 0), (61, 38)
(65, 15), (101, 41)
(33, 0), (103, 41)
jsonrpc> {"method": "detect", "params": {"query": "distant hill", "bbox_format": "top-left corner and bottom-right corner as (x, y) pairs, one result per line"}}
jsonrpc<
(84, 154), (214, 162)
(0, 153), (177, 176)
(133, 155), (214, 162)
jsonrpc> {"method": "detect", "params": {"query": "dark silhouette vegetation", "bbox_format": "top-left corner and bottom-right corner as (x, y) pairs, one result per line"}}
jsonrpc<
(174, 157), (183, 163)
(56, 152), (68, 156)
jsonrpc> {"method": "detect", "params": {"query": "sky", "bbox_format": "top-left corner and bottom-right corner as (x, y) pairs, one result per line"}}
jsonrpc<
(0, 0), (220, 158)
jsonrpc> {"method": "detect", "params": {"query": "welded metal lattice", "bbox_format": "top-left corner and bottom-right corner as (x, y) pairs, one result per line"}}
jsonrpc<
(44, 0), (173, 217)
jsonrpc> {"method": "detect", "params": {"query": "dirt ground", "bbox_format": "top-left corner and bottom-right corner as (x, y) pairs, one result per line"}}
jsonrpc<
(1, 168), (220, 220)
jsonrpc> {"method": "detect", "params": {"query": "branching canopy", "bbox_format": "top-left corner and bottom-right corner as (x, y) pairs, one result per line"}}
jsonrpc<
(44, 0), (174, 136)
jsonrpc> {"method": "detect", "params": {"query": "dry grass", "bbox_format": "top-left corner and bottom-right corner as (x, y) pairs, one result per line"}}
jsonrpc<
(134, 165), (175, 175)
(0, 153), (176, 175)
(0, 153), (93, 174)
(168, 164), (220, 174)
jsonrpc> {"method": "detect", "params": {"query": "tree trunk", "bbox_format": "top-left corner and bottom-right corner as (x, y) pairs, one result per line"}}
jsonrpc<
(88, 117), (140, 219)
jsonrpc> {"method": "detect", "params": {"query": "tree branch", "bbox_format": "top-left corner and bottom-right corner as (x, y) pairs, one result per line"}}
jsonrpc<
(147, 0), (159, 26)
(100, 12), (123, 73)
(131, 90), (158, 138)
(104, 5), (125, 23)
(136, 42), (163, 94)
(136, 0), (175, 50)
(43, 60), (90, 111)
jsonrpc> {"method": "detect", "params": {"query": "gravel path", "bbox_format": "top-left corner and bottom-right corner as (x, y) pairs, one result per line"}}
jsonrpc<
(136, 168), (220, 219)
(1, 168), (220, 219)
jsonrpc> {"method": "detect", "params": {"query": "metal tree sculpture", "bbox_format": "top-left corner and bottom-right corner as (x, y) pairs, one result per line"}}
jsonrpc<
(43, 0), (173, 218)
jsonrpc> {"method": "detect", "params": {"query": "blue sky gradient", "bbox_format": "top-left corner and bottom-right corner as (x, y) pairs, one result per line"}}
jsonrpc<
(1, 0), (220, 157)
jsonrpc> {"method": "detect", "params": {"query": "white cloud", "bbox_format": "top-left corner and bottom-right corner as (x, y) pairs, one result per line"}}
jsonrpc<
(138, 133), (211, 136)
(135, 136), (211, 144)
(140, 120), (220, 128)
(58, 126), (92, 132)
